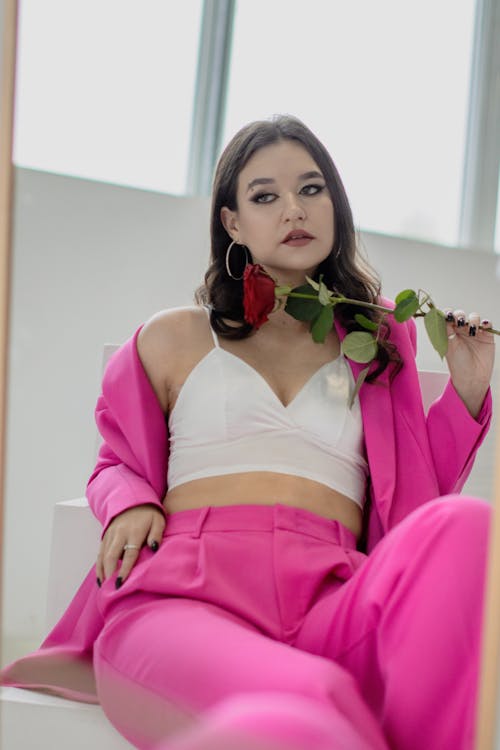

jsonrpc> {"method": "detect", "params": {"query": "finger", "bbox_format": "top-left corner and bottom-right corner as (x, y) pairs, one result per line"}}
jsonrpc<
(103, 539), (125, 580)
(453, 309), (466, 328)
(148, 513), (166, 551)
(96, 548), (104, 587)
(479, 317), (494, 336)
(444, 309), (458, 342)
(468, 311), (480, 337)
(115, 542), (143, 587)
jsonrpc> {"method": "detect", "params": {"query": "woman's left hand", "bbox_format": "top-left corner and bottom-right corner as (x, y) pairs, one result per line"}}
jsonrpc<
(444, 309), (495, 419)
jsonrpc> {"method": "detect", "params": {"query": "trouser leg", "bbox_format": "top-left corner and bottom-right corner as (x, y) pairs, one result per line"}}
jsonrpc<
(94, 597), (389, 750)
(296, 496), (491, 750)
(154, 692), (387, 750)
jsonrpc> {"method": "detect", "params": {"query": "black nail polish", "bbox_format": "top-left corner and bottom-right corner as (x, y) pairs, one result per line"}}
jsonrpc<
(469, 325), (477, 337)
(96, 577), (102, 588)
(150, 541), (159, 553)
(115, 577), (123, 589)
(482, 320), (490, 327)
(445, 312), (454, 322)
(457, 317), (466, 327)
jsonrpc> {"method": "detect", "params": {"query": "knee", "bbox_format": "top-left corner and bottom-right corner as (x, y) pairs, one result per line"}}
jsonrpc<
(157, 692), (385, 750)
(396, 495), (491, 568)
(295, 657), (357, 704)
(419, 495), (490, 538)
(267, 650), (365, 710)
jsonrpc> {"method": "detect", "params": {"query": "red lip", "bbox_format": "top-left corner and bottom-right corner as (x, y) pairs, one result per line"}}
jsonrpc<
(282, 230), (315, 242)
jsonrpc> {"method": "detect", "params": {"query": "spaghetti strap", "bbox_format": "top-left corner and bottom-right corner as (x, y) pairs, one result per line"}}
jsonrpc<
(203, 305), (220, 348)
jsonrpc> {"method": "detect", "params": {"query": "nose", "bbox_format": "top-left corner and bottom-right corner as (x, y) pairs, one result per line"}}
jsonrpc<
(283, 192), (306, 221)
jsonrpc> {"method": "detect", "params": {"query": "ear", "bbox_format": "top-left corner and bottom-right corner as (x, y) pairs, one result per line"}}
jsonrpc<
(220, 206), (240, 240)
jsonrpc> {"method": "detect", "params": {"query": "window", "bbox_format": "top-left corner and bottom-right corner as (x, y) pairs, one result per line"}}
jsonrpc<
(222, 0), (477, 248)
(13, 0), (203, 195)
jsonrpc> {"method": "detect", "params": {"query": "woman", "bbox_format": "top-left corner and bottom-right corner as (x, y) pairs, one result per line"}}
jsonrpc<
(2, 115), (495, 750)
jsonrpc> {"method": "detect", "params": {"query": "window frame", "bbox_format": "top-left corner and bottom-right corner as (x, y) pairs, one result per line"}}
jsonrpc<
(186, 0), (236, 196)
(459, 0), (500, 251)
(188, 0), (500, 253)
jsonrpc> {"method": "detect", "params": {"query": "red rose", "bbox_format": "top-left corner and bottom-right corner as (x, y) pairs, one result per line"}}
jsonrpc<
(243, 264), (276, 328)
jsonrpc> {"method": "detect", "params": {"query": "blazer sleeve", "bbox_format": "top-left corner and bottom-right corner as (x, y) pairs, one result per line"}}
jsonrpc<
(426, 381), (492, 494)
(408, 316), (492, 495)
(86, 327), (168, 537)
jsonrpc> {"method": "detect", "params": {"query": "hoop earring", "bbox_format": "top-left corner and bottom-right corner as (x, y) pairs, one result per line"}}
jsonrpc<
(225, 240), (249, 280)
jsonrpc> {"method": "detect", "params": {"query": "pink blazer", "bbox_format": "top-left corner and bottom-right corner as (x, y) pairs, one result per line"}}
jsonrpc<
(1, 309), (492, 703)
(87, 312), (491, 550)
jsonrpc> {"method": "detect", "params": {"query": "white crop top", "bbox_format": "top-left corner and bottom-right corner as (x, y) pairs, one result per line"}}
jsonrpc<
(167, 308), (368, 508)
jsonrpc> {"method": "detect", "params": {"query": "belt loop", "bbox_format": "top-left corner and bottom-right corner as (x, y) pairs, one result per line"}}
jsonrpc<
(191, 506), (211, 538)
(272, 503), (280, 530)
(333, 519), (356, 550)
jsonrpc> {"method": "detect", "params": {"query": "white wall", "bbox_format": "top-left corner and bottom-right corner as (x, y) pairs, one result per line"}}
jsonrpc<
(2, 167), (211, 651)
(2, 166), (499, 654)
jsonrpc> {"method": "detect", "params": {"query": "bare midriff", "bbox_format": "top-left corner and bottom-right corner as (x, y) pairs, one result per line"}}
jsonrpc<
(163, 472), (363, 541)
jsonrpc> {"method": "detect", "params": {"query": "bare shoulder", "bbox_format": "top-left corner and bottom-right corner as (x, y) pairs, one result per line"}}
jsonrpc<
(138, 305), (208, 353)
(137, 306), (210, 411)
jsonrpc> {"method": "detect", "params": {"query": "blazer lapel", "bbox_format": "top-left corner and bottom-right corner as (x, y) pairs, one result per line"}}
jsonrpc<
(334, 317), (396, 531)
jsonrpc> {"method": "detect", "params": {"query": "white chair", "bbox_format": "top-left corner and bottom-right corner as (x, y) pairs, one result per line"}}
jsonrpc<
(1, 366), (449, 749)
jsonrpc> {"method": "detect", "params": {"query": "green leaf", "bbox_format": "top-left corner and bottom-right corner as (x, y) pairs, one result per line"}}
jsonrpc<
(393, 293), (419, 322)
(354, 313), (378, 331)
(311, 304), (334, 343)
(305, 276), (320, 292)
(318, 280), (331, 306)
(348, 365), (370, 409)
(341, 331), (378, 363)
(395, 288), (417, 305)
(285, 291), (322, 322)
(424, 307), (448, 359)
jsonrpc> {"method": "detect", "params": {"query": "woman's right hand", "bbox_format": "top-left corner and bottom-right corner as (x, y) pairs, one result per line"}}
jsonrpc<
(96, 504), (166, 588)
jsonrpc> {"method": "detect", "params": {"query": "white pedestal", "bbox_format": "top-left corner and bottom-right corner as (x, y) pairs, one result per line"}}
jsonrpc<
(0, 687), (133, 749)
(45, 498), (100, 630)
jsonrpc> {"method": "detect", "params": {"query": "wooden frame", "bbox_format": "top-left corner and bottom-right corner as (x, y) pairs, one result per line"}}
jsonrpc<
(475, 451), (500, 747)
(0, 0), (18, 667)
(0, 2), (498, 746)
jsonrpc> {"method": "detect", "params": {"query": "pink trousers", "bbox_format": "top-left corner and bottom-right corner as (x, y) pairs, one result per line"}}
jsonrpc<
(94, 496), (490, 750)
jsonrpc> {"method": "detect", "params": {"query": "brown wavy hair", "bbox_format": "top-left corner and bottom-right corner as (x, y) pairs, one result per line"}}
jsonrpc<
(195, 114), (401, 382)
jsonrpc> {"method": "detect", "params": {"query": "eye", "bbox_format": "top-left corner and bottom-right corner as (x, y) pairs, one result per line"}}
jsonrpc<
(252, 192), (276, 204)
(251, 184), (325, 204)
(301, 184), (325, 196)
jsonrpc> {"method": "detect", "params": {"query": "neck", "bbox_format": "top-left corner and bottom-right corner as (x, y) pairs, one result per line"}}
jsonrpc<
(261, 266), (317, 290)
(257, 307), (317, 342)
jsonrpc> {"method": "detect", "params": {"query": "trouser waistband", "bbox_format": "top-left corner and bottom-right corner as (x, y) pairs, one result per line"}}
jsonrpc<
(164, 503), (358, 548)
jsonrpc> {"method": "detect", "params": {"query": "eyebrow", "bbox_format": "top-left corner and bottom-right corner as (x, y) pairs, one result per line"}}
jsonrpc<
(246, 171), (324, 192)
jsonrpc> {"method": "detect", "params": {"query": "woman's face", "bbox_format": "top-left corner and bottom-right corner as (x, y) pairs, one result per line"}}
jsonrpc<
(221, 140), (335, 286)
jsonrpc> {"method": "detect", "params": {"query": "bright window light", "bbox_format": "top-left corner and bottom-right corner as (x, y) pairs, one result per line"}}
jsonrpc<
(222, 0), (476, 248)
(13, 0), (203, 195)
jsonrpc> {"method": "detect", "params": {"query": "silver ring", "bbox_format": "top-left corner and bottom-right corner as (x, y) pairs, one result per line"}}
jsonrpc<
(448, 333), (457, 340)
(123, 543), (140, 551)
